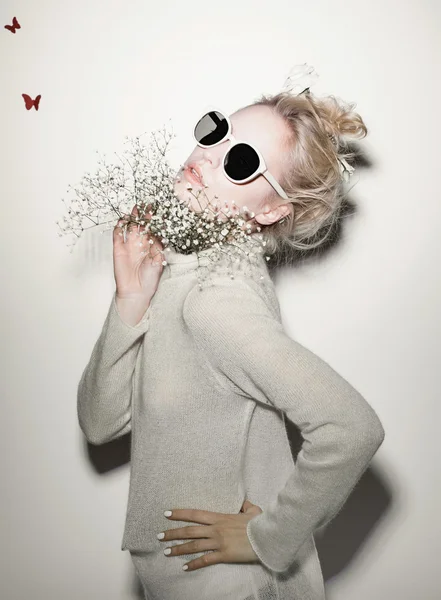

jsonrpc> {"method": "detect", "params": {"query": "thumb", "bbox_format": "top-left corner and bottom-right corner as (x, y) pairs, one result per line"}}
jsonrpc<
(240, 499), (258, 513)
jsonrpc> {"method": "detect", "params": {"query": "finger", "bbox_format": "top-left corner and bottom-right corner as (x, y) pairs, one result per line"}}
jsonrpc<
(113, 216), (131, 244)
(140, 202), (154, 222)
(161, 525), (210, 542)
(114, 214), (129, 229)
(132, 202), (154, 223)
(127, 205), (143, 232)
(183, 551), (224, 571)
(165, 509), (224, 525)
(164, 538), (219, 557)
(113, 214), (147, 247)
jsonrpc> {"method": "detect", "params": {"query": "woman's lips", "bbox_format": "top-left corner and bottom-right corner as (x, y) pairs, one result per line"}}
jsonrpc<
(183, 167), (203, 188)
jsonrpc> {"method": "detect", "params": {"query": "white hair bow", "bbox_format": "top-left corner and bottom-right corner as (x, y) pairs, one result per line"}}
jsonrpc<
(281, 62), (320, 95)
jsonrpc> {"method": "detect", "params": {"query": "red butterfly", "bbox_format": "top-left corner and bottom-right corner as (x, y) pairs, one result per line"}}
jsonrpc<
(4, 16), (21, 33)
(22, 94), (41, 111)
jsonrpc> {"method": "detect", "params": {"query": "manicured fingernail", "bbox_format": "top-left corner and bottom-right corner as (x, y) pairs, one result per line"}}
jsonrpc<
(157, 532), (165, 540)
(164, 510), (172, 517)
(164, 548), (172, 555)
(182, 565), (188, 571)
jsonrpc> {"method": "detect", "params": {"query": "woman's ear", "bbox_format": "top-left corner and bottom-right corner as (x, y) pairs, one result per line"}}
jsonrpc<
(254, 202), (292, 226)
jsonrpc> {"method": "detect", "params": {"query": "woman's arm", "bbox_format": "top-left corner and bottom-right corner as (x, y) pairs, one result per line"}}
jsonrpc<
(183, 277), (385, 574)
(77, 291), (151, 445)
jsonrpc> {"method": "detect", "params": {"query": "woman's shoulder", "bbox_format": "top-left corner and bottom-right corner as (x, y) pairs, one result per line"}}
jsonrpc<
(182, 272), (282, 330)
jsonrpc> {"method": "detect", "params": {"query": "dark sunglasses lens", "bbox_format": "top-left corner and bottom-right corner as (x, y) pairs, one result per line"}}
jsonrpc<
(224, 143), (260, 181)
(194, 111), (229, 146)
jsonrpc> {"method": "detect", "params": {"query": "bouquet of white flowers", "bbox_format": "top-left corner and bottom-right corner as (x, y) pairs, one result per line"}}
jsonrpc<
(56, 123), (269, 287)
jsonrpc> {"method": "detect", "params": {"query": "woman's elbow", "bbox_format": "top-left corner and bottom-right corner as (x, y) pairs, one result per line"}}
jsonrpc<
(78, 412), (107, 445)
(78, 418), (131, 445)
(353, 409), (386, 458)
(370, 415), (386, 450)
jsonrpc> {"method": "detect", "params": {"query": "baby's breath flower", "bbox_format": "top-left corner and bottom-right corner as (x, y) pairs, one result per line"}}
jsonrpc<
(57, 122), (271, 287)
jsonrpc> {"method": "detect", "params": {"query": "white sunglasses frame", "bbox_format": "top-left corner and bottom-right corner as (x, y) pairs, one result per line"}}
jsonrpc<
(192, 105), (289, 201)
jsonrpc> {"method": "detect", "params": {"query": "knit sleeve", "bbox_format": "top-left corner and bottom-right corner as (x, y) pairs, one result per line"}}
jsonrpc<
(77, 291), (151, 445)
(182, 277), (385, 574)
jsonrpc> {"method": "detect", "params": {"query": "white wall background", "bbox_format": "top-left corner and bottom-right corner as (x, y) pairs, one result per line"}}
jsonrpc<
(1, 0), (440, 598)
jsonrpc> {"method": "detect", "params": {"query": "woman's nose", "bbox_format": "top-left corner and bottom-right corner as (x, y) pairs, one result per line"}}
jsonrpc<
(202, 149), (221, 169)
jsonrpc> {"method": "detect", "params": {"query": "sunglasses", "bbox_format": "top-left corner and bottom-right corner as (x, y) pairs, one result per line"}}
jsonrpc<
(193, 106), (289, 200)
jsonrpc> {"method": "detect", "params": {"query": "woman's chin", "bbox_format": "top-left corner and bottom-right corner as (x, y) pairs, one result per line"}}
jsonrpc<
(172, 183), (192, 207)
(172, 180), (219, 216)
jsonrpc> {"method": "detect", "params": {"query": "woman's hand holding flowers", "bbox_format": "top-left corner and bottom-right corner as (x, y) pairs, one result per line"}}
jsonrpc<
(113, 203), (164, 301)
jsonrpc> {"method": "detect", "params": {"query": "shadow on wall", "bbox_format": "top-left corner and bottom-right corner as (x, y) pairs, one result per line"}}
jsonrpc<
(314, 465), (392, 584)
(84, 434), (145, 598)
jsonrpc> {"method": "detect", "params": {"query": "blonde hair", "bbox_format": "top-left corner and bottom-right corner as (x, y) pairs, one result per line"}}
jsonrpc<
(246, 90), (368, 261)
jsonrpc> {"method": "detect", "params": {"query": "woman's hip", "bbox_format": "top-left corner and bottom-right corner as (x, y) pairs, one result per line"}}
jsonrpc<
(129, 545), (276, 600)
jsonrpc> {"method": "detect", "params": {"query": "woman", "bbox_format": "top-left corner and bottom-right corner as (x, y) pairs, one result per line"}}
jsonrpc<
(77, 90), (385, 599)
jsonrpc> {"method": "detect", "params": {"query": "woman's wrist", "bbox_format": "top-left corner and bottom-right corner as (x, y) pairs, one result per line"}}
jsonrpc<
(115, 292), (152, 327)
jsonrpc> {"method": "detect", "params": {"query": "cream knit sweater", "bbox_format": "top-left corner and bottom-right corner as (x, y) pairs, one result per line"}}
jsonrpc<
(77, 237), (385, 599)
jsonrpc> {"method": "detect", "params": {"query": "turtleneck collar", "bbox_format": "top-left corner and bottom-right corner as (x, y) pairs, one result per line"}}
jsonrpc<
(160, 232), (269, 280)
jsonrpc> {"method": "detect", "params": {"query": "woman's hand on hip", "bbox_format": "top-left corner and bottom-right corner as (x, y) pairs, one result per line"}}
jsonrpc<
(157, 500), (263, 571)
